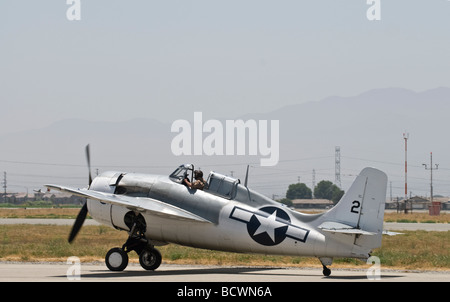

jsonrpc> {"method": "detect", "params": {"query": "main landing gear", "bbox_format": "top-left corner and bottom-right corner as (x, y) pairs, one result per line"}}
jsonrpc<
(105, 213), (162, 272)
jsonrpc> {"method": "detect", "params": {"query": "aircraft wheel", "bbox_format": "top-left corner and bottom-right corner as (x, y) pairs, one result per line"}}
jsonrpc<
(139, 246), (162, 270)
(322, 266), (331, 277)
(105, 247), (129, 271)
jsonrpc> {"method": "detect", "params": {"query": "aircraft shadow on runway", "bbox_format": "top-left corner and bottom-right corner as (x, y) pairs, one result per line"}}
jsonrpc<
(53, 266), (404, 280)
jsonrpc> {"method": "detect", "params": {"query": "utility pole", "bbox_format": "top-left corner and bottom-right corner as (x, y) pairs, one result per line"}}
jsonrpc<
(403, 133), (409, 200)
(390, 181), (392, 203)
(403, 132), (409, 213)
(312, 169), (316, 198)
(423, 152), (439, 203)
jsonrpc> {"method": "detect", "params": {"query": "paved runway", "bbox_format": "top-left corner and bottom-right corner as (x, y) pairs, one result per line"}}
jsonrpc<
(0, 262), (448, 282)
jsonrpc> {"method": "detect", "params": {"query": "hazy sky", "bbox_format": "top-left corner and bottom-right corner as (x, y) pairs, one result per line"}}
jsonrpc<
(2, 1), (450, 200)
(1, 0), (450, 134)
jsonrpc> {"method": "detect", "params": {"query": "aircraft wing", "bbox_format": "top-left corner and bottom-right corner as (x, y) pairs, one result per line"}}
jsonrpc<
(45, 184), (212, 224)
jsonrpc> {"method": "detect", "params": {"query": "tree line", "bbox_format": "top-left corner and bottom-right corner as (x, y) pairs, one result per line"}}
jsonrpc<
(278, 180), (344, 207)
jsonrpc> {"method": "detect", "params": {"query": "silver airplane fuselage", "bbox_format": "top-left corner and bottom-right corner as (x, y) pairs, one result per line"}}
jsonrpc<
(47, 162), (388, 275)
(86, 170), (368, 260)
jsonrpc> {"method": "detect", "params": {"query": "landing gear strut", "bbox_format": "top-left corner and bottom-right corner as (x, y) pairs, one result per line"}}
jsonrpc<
(105, 212), (162, 272)
(319, 257), (333, 277)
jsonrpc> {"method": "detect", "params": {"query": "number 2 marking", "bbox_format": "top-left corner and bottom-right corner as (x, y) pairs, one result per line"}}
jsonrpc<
(351, 200), (360, 214)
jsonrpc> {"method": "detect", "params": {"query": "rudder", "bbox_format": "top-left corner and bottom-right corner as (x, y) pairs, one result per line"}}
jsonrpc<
(319, 167), (388, 249)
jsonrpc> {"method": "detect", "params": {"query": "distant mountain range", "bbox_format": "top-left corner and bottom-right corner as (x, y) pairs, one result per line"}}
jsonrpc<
(2, 87), (450, 197)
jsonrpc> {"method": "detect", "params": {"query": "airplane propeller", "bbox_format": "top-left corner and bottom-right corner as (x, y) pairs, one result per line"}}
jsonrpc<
(86, 144), (93, 187)
(68, 202), (88, 243)
(68, 144), (92, 243)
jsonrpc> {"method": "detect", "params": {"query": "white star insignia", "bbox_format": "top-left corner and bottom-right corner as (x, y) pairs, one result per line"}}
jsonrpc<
(253, 210), (286, 242)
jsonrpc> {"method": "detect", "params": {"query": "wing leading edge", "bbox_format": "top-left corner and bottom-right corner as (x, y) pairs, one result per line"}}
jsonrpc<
(45, 184), (212, 224)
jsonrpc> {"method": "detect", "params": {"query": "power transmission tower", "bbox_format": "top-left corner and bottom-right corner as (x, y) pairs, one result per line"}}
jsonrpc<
(335, 146), (341, 188)
(2, 172), (6, 203)
(313, 169), (316, 190)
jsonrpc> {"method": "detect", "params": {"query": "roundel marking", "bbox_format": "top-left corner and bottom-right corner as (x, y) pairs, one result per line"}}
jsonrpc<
(229, 206), (310, 246)
(247, 206), (290, 246)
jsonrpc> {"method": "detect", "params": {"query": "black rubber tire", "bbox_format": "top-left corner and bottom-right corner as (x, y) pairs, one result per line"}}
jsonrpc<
(139, 246), (162, 271)
(105, 247), (129, 271)
(323, 267), (331, 277)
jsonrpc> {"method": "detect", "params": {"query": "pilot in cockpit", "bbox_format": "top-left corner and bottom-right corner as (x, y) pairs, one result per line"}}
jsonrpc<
(183, 170), (206, 190)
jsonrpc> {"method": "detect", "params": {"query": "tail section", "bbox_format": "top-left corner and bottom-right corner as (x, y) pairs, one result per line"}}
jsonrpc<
(319, 167), (388, 250)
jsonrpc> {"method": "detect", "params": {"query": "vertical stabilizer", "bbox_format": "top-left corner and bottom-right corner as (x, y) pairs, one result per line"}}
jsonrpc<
(319, 168), (388, 249)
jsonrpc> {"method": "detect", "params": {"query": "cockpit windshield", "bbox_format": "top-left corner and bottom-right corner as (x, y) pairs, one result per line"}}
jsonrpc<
(169, 164), (194, 184)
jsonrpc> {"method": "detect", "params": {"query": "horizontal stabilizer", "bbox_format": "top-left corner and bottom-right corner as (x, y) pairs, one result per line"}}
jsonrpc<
(318, 221), (377, 236)
(382, 230), (404, 236)
(45, 184), (212, 224)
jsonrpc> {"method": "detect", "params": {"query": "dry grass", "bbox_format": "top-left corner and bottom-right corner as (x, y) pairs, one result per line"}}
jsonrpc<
(383, 212), (449, 223)
(376, 230), (450, 270)
(0, 208), (81, 219)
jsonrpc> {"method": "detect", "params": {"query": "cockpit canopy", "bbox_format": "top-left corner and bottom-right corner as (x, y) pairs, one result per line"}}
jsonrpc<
(169, 163), (194, 184)
(207, 172), (240, 199)
(169, 164), (240, 199)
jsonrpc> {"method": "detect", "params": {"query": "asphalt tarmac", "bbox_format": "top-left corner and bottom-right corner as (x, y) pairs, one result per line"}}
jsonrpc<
(0, 262), (448, 282)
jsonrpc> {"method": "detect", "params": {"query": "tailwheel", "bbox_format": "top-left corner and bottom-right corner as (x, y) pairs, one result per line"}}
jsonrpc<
(139, 246), (162, 271)
(322, 265), (331, 277)
(105, 247), (129, 271)
(319, 257), (333, 277)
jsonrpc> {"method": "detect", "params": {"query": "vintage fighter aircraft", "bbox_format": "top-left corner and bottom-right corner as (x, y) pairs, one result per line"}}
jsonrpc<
(46, 145), (388, 276)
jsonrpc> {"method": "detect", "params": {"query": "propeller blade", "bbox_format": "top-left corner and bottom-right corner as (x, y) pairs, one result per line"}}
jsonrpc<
(68, 202), (88, 243)
(85, 144), (93, 186)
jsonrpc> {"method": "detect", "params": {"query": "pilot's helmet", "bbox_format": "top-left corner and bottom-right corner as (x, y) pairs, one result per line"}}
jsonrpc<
(194, 170), (203, 179)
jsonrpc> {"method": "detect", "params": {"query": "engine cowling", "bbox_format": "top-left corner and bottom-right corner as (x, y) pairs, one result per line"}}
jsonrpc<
(86, 171), (132, 231)
(86, 171), (151, 234)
